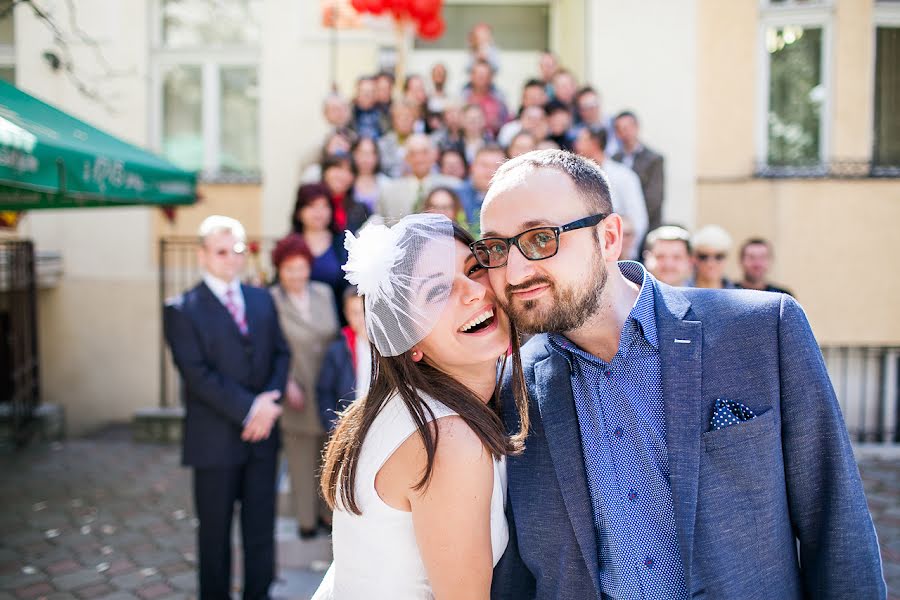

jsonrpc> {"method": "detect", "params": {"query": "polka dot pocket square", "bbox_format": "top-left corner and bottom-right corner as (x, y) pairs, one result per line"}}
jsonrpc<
(710, 398), (757, 431)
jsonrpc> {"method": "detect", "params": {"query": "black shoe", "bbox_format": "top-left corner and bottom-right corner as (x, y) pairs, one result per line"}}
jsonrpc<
(298, 526), (317, 540)
(318, 518), (332, 534)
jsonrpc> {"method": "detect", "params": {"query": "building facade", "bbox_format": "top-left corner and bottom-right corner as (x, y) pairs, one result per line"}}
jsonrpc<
(4, 0), (897, 433)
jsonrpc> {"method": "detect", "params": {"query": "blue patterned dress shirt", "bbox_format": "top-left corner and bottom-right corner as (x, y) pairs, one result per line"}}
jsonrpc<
(548, 261), (688, 600)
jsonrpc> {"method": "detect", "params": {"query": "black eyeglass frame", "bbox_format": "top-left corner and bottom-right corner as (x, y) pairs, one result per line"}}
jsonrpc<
(469, 213), (609, 269)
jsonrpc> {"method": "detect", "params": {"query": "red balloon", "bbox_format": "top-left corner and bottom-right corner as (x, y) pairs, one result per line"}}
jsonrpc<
(367, 0), (387, 14)
(387, 0), (411, 19)
(409, 0), (440, 21)
(350, 0), (367, 13)
(417, 14), (444, 40)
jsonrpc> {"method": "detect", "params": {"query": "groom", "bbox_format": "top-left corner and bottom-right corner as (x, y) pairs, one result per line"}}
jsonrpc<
(477, 150), (885, 599)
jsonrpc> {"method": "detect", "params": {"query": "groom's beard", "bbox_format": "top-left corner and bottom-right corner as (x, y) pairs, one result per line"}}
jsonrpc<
(501, 252), (608, 335)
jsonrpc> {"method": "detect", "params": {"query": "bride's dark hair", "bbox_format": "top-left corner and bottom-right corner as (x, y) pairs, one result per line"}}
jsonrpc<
(321, 223), (530, 515)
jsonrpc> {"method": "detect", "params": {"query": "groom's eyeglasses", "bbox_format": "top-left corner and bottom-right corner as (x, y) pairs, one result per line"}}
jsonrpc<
(470, 213), (608, 269)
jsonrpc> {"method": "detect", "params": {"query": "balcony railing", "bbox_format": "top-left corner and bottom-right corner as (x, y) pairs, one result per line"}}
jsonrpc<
(823, 346), (900, 443)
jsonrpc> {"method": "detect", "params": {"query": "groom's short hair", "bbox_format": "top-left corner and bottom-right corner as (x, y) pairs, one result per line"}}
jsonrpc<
(485, 149), (613, 216)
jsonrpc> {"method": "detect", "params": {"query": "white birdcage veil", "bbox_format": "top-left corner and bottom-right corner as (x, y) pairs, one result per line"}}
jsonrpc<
(342, 213), (456, 357)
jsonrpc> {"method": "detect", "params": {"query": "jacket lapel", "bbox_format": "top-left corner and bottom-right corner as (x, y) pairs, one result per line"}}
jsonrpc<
(534, 351), (603, 598)
(654, 282), (702, 587)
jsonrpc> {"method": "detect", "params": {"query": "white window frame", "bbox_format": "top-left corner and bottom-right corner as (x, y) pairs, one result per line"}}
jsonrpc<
(148, 0), (261, 181)
(872, 2), (900, 173)
(756, 2), (834, 175)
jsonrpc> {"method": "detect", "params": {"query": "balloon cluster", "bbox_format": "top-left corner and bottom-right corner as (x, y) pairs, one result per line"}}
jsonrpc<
(350, 0), (445, 40)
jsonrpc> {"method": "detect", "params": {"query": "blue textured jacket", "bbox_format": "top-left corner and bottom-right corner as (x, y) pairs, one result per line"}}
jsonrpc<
(492, 281), (886, 599)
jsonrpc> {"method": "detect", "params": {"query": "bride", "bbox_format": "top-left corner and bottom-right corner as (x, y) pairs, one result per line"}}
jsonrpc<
(312, 213), (529, 599)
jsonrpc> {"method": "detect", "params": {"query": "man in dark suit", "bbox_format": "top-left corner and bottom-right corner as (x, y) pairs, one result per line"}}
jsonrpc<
(164, 215), (290, 600)
(613, 111), (665, 232)
(476, 151), (885, 599)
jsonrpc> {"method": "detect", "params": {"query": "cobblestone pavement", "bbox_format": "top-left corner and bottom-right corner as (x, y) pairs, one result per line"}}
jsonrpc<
(0, 429), (329, 600)
(0, 433), (897, 599)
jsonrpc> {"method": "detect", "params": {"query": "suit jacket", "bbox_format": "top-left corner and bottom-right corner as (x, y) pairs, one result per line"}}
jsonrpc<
(492, 281), (885, 599)
(315, 336), (356, 432)
(614, 145), (664, 231)
(270, 283), (338, 435)
(164, 282), (291, 468)
(378, 173), (462, 223)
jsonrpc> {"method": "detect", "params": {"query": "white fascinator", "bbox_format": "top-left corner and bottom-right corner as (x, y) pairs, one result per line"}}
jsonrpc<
(342, 213), (456, 357)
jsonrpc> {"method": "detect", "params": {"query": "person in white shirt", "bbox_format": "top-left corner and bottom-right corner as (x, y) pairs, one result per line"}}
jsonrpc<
(312, 214), (530, 600)
(573, 127), (648, 259)
(378, 134), (461, 222)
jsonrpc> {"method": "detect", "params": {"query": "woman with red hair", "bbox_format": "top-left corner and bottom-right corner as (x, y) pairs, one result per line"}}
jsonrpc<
(291, 183), (349, 308)
(270, 233), (339, 539)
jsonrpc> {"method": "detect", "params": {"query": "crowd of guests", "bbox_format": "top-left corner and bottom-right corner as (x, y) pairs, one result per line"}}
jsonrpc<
(277, 45), (793, 540)
(299, 47), (663, 255)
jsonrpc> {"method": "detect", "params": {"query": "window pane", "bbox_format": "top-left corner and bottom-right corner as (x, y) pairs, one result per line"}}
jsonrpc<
(766, 26), (823, 166)
(414, 5), (549, 51)
(162, 65), (203, 171)
(162, 0), (262, 47)
(874, 27), (900, 167)
(219, 67), (259, 174)
(0, 8), (13, 45)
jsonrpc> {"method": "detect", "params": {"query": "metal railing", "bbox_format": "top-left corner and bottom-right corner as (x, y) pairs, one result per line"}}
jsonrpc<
(0, 240), (40, 447)
(822, 346), (900, 443)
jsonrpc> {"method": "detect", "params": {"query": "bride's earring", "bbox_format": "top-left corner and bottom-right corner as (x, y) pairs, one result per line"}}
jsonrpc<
(411, 350), (422, 362)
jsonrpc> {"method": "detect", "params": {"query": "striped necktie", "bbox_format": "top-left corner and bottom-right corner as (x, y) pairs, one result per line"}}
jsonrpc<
(224, 288), (248, 335)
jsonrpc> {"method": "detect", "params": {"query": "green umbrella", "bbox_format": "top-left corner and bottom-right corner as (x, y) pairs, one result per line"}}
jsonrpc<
(0, 80), (197, 210)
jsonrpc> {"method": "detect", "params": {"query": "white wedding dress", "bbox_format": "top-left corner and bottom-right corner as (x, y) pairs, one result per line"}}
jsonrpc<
(312, 391), (508, 599)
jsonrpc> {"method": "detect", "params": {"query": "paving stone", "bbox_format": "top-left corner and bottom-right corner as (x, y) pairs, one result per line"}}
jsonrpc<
(12, 581), (53, 599)
(0, 572), (46, 590)
(94, 593), (140, 600)
(45, 558), (80, 575)
(166, 572), (195, 592)
(74, 582), (115, 599)
(108, 571), (162, 592)
(53, 568), (104, 591)
(134, 583), (173, 600)
(103, 559), (136, 576)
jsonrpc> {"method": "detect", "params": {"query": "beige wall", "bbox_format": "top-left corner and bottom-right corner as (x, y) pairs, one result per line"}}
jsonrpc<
(153, 184), (263, 241)
(37, 279), (159, 435)
(696, 0), (757, 178)
(697, 180), (900, 345)
(832, 0), (874, 159)
(12, 1), (162, 434)
(694, 0), (900, 345)
(588, 0), (698, 226)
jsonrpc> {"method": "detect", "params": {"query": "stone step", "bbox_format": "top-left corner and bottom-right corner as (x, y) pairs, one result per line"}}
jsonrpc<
(0, 402), (64, 449)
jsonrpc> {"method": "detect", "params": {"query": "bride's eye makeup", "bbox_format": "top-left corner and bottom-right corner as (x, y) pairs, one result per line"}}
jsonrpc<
(424, 283), (450, 304)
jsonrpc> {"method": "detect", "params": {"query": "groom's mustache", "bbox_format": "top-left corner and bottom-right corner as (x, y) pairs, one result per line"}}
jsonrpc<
(506, 276), (554, 297)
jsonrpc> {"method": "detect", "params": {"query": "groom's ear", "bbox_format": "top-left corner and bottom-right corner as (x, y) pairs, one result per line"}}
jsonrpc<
(599, 213), (624, 262)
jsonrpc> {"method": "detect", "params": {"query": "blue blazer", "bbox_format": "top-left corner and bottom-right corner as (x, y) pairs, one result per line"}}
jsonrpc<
(163, 282), (291, 468)
(315, 337), (356, 432)
(492, 281), (885, 599)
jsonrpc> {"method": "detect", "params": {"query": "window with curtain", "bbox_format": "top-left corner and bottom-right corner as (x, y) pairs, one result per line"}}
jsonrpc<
(155, 0), (261, 178)
(765, 25), (824, 168)
(873, 27), (900, 169)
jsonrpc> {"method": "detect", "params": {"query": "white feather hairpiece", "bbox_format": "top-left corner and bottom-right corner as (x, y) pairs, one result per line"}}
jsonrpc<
(341, 225), (405, 299)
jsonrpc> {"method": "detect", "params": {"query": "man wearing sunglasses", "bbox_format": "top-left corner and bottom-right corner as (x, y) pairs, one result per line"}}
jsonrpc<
(481, 150), (885, 599)
(164, 215), (291, 599)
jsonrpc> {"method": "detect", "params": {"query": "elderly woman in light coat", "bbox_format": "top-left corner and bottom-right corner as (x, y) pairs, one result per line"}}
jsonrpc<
(270, 234), (339, 539)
